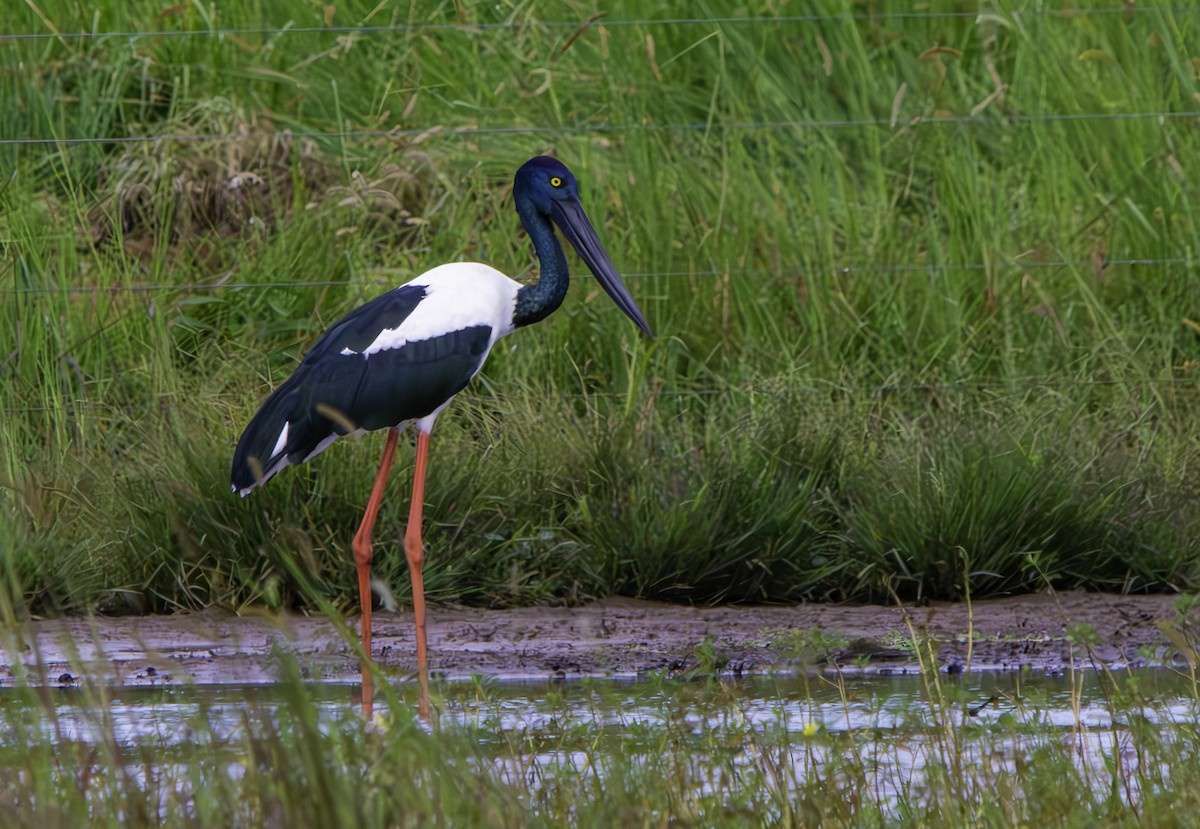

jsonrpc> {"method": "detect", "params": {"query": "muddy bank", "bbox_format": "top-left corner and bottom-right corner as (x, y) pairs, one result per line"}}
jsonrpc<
(1, 592), (1192, 689)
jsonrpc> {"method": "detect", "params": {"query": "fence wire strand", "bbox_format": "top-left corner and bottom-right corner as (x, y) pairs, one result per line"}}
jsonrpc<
(5, 373), (1197, 417)
(0, 7), (1193, 43)
(3, 110), (1197, 148)
(3, 257), (1195, 296)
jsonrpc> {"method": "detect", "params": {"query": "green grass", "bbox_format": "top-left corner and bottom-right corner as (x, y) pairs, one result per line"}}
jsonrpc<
(2, 0), (1200, 614)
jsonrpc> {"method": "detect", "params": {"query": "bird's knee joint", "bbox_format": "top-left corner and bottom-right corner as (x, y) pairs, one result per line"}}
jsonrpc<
(404, 535), (424, 567)
(353, 538), (373, 567)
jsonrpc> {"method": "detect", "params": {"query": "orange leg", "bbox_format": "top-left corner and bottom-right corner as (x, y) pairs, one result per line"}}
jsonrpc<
(406, 429), (432, 720)
(351, 427), (400, 718)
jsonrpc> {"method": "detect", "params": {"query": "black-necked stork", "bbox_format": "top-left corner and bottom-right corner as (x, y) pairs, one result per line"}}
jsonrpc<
(230, 156), (651, 716)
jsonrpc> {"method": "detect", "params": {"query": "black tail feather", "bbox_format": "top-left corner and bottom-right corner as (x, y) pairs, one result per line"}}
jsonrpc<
(230, 366), (341, 495)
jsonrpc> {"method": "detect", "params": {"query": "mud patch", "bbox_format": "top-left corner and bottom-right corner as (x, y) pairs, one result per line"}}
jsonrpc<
(1, 592), (1192, 689)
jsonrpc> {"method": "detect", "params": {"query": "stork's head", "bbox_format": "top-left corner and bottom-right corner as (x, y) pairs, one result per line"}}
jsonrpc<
(513, 156), (652, 336)
(514, 155), (581, 214)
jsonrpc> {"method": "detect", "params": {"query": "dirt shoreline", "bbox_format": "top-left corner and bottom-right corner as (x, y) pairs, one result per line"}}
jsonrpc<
(1, 592), (1192, 689)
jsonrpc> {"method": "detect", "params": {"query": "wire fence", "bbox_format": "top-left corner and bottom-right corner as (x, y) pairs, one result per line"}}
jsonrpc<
(2, 5), (1198, 147)
(1, 6), (1193, 43)
(2, 8), (1196, 299)
(3, 257), (1195, 296)
(2, 14), (1194, 459)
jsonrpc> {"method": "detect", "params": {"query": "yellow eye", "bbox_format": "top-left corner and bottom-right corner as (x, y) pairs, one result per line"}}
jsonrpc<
(549, 176), (563, 188)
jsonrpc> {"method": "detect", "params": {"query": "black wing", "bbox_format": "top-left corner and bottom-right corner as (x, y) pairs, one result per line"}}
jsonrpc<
(231, 285), (493, 493)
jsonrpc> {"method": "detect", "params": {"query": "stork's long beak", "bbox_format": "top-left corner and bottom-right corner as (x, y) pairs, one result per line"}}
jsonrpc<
(550, 197), (653, 336)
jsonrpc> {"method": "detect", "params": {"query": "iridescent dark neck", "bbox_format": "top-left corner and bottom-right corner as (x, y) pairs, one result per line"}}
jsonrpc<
(513, 198), (570, 328)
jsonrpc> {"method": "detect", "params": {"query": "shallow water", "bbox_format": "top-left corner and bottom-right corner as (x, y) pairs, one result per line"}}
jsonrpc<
(2, 669), (1196, 746)
(2, 669), (1197, 812)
